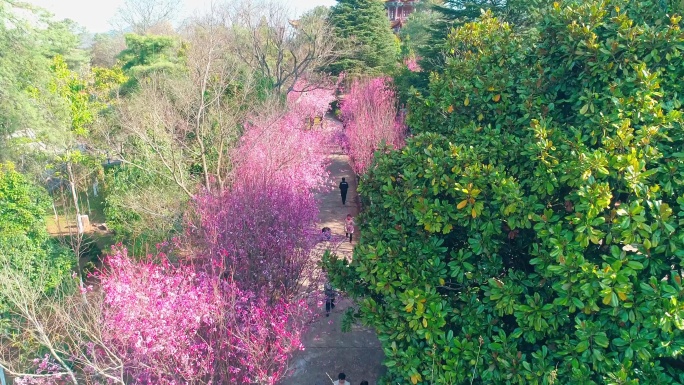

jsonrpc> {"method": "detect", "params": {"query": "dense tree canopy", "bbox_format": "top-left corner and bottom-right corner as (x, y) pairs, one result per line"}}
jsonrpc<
(1, 2), (339, 379)
(399, 0), (544, 81)
(328, 0), (398, 75)
(325, 1), (684, 383)
(0, 163), (71, 299)
(0, 1), (79, 159)
(117, 33), (184, 93)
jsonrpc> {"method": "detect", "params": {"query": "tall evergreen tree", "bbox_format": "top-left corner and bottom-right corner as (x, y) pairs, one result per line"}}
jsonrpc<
(328, 0), (398, 76)
(0, 1), (89, 165)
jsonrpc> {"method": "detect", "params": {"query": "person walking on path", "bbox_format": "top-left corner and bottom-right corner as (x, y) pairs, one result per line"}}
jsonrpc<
(345, 214), (355, 243)
(339, 177), (349, 205)
(324, 281), (336, 317)
(333, 373), (348, 385)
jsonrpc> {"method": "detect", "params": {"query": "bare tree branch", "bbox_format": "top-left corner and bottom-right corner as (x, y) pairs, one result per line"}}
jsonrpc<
(218, 0), (339, 95)
(112, 0), (181, 34)
(0, 266), (126, 385)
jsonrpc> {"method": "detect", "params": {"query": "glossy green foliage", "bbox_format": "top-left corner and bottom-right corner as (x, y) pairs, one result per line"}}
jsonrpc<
(417, 0), (545, 76)
(325, 1), (684, 383)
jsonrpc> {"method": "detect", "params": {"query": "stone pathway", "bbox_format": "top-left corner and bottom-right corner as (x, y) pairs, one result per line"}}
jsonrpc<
(278, 119), (386, 385)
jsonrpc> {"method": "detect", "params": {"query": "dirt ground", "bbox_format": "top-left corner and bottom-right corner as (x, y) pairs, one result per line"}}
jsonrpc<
(278, 121), (386, 385)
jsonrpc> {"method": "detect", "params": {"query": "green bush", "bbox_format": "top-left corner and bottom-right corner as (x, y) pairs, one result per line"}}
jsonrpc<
(0, 163), (73, 302)
(324, 1), (684, 383)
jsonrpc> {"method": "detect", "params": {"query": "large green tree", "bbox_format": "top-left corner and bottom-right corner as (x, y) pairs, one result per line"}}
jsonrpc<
(398, 0), (441, 57)
(325, 1), (684, 383)
(410, 0), (545, 76)
(0, 1), (56, 156)
(0, 163), (72, 300)
(394, 0), (542, 103)
(328, 0), (398, 75)
(0, 1), (93, 175)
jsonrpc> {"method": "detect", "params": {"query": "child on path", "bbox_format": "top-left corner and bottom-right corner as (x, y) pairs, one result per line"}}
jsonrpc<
(321, 227), (332, 241)
(344, 214), (355, 243)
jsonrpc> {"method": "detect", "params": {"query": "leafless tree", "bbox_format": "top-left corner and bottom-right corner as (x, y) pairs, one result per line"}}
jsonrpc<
(0, 266), (125, 384)
(111, 0), (181, 34)
(114, 13), (259, 196)
(218, 0), (339, 94)
(105, 0), (339, 229)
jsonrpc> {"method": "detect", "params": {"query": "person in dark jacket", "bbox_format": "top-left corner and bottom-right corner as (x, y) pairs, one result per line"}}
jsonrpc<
(339, 177), (349, 205)
(324, 281), (336, 317)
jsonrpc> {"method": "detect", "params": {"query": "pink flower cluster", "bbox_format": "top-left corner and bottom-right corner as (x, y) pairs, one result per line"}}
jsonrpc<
(340, 77), (406, 175)
(100, 247), (310, 385)
(14, 355), (65, 385)
(232, 79), (335, 193)
(287, 79), (337, 127)
(101, 249), (218, 383)
(191, 183), (319, 299)
(405, 56), (422, 72)
(232, 117), (330, 194)
(94, 81), (334, 384)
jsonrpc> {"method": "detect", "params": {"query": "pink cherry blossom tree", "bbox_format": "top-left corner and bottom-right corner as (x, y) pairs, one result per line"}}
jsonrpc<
(99, 247), (310, 385)
(189, 93), (331, 297)
(339, 77), (406, 175)
(405, 56), (422, 72)
(7, 74), (336, 385)
(231, 111), (331, 193)
(173, 88), (331, 382)
(100, 248), (218, 384)
(286, 79), (337, 128)
(188, 182), (321, 301)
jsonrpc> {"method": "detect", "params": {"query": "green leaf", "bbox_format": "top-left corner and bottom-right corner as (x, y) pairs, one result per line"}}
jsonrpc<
(594, 334), (609, 348)
(576, 340), (590, 353)
(572, 297), (584, 308)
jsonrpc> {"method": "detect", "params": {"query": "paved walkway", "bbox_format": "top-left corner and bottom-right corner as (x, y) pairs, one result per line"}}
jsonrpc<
(278, 119), (386, 385)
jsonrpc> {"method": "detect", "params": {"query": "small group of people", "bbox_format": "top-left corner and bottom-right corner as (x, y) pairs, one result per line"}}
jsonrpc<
(322, 214), (354, 243)
(320, 178), (356, 243)
(340, 177), (355, 243)
(333, 372), (368, 385)
(323, 181), (369, 384)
